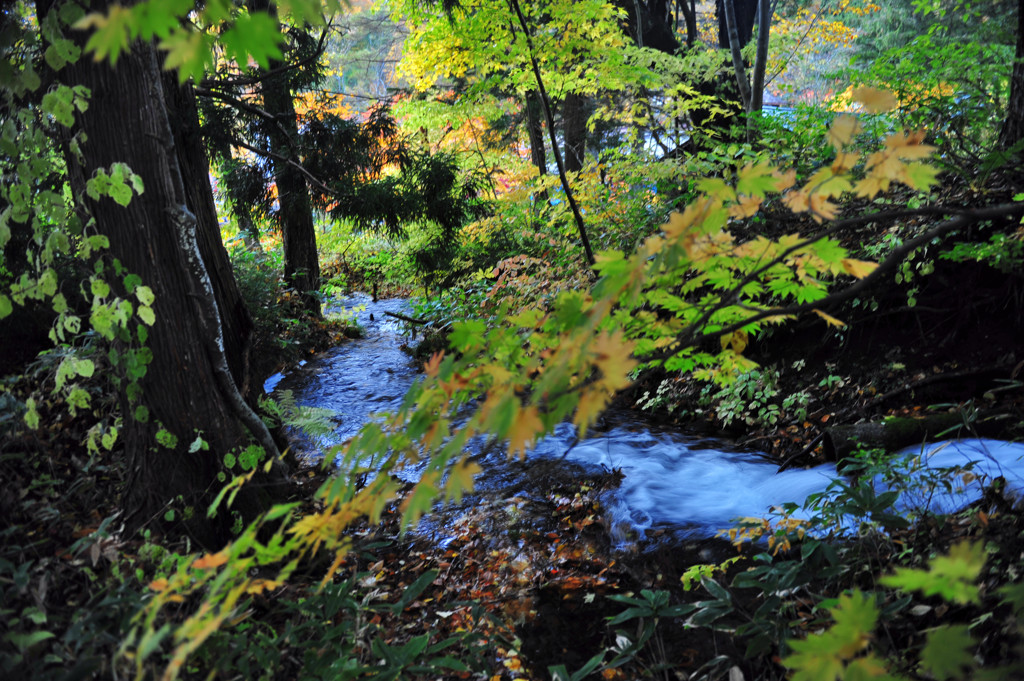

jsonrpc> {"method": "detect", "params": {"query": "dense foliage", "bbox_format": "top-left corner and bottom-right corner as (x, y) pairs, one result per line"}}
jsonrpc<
(2, 0), (1023, 679)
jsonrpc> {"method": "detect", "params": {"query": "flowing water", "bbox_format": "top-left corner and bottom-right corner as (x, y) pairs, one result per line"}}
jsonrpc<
(265, 294), (1024, 544)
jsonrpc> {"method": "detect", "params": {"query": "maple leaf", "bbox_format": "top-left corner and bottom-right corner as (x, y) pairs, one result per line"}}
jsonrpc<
(445, 457), (482, 503)
(900, 162), (941, 192)
(854, 175), (889, 199)
(852, 86), (898, 113)
(735, 162), (778, 196)
(221, 12), (284, 69)
(160, 30), (213, 84)
(729, 194), (763, 219)
(573, 387), (608, 435)
(590, 330), (636, 394)
(809, 193), (838, 222)
(782, 189), (810, 213)
(507, 405), (543, 458)
(831, 151), (859, 174)
(76, 5), (136, 64)
(920, 625), (974, 681)
(773, 169), (797, 192)
(719, 329), (748, 353)
(840, 258), (878, 279)
(423, 351), (444, 378)
(827, 114), (862, 149)
(867, 150), (904, 180)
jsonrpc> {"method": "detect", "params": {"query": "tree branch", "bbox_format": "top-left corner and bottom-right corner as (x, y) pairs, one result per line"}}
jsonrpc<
(661, 202), (1024, 357)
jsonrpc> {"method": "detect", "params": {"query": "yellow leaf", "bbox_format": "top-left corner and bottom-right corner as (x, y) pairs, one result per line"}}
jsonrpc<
(245, 579), (281, 595)
(508, 405), (544, 458)
(813, 309), (846, 327)
(729, 194), (763, 219)
(446, 457), (482, 502)
(774, 169), (797, 192)
(866, 150), (904, 180)
(827, 115), (862, 149)
(719, 329), (749, 354)
(840, 258), (878, 279)
(590, 330), (636, 394)
(573, 387), (609, 435)
(782, 189), (810, 213)
(831, 151), (859, 173)
(149, 578), (169, 592)
(809, 193), (838, 222)
(852, 86), (898, 113)
(854, 175), (889, 199)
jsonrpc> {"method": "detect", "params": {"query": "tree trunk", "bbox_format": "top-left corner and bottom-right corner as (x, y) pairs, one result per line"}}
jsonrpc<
(57, 2), (284, 547)
(162, 74), (260, 401)
(562, 92), (587, 173)
(249, 0), (322, 316)
(749, 0), (771, 114)
(722, 0), (753, 111)
(999, 0), (1024, 150)
(524, 90), (548, 177)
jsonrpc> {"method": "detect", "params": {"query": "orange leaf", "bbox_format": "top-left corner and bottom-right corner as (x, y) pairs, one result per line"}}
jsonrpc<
(193, 550), (229, 570)
(149, 578), (169, 592)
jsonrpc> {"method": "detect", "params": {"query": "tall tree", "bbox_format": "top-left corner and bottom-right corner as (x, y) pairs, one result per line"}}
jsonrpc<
(248, 0), (323, 315)
(39, 0), (285, 546)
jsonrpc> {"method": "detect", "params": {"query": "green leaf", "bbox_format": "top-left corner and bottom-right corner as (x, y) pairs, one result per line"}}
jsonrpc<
(221, 12), (284, 69)
(77, 5), (138, 65)
(0, 294), (11, 319)
(160, 29), (214, 84)
(919, 625), (974, 681)
(881, 541), (985, 604)
(137, 305), (155, 326)
(450, 319), (487, 352)
(76, 358), (95, 378)
(135, 285), (155, 306)
(91, 278), (110, 299)
(5, 630), (55, 652)
(24, 397), (40, 429)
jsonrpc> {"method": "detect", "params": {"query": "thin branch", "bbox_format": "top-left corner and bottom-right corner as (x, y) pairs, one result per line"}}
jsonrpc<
(505, 0), (595, 268)
(228, 137), (335, 197)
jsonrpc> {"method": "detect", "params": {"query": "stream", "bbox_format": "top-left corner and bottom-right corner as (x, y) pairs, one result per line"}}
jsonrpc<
(265, 294), (1024, 546)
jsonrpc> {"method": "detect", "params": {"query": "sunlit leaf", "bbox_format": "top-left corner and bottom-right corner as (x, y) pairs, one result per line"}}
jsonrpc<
(813, 309), (845, 327)
(852, 86), (898, 113)
(827, 115), (861, 149)
(840, 258), (878, 279)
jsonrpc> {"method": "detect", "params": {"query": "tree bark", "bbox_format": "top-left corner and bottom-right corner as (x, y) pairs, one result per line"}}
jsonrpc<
(749, 0), (771, 114)
(722, 0), (753, 111)
(999, 0), (1024, 150)
(524, 90), (548, 178)
(162, 74), (259, 401)
(562, 92), (587, 173)
(56, 1), (284, 547)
